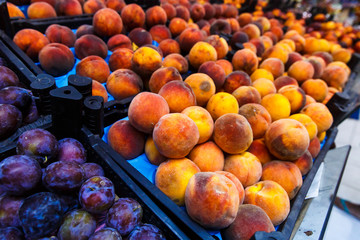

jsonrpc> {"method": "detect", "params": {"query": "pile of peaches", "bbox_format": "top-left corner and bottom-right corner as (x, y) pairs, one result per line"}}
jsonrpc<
(8, 0), (354, 238)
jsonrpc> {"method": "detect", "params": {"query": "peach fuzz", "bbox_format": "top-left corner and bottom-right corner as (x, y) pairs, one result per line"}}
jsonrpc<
(239, 103), (272, 139)
(92, 80), (108, 102)
(108, 48), (133, 72)
(289, 113), (318, 141)
(223, 71), (251, 94)
(247, 138), (273, 165)
(232, 86), (261, 107)
(107, 120), (145, 160)
(93, 8), (123, 38)
(74, 34), (108, 59)
(145, 136), (167, 166)
(198, 61), (226, 91)
(215, 171), (245, 204)
(13, 29), (49, 61)
(76, 55), (110, 83)
(106, 69), (143, 100)
(128, 92), (170, 134)
(131, 46), (162, 78)
(301, 79), (328, 103)
(39, 43), (74, 77)
(288, 60), (315, 84)
(159, 39), (180, 57)
(205, 35), (229, 60)
(162, 53), (189, 74)
(244, 180), (290, 226)
(121, 4), (145, 31)
(45, 24), (76, 47)
(300, 102), (333, 133)
(206, 92), (239, 121)
(321, 65), (349, 90)
(224, 152), (262, 188)
(182, 106), (214, 144)
(213, 113), (253, 154)
(259, 58), (284, 79)
(252, 78), (276, 98)
(185, 172), (239, 229)
(7, 2), (25, 18)
(153, 113), (199, 158)
(188, 41), (217, 70)
(250, 69), (274, 82)
(294, 150), (313, 176)
(184, 73), (216, 107)
(261, 161), (303, 199)
(278, 85), (306, 114)
(149, 67), (182, 94)
(232, 49), (258, 75)
(308, 137), (321, 158)
(27, 2), (57, 19)
(274, 76), (298, 91)
(156, 158), (200, 206)
(216, 59), (233, 76)
(265, 119), (310, 161)
(223, 204), (275, 240)
(188, 141), (224, 172)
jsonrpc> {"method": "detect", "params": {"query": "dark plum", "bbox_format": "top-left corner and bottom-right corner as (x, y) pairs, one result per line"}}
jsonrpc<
(19, 192), (62, 239)
(106, 198), (143, 236)
(57, 209), (96, 240)
(0, 66), (19, 90)
(0, 86), (32, 113)
(79, 176), (115, 214)
(57, 194), (80, 214)
(0, 155), (42, 195)
(0, 227), (24, 240)
(43, 162), (85, 193)
(128, 223), (166, 240)
(22, 98), (39, 125)
(0, 104), (22, 139)
(82, 163), (105, 180)
(0, 57), (7, 66)
(58, 138), (86, 165)
(16, 129), (58, 165)
(89, 227), (122, 240)
(37, 237), (58, 240)
(0, 195), (24, 228)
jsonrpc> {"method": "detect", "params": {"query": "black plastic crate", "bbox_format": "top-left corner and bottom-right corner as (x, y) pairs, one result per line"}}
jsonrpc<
(0, 124), (190, 240)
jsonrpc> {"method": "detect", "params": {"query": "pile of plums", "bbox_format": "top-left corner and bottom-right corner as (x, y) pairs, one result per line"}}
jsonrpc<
(0, 128), (166, 239)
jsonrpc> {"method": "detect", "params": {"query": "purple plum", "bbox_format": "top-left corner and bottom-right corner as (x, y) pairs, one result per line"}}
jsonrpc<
(0, 227), (24, 240)
(128, 223), (166, 240)
(0, 86), (32, 113)
(58, 138), (86, 165)
(22, 98), (39, 125)
(0, 104), (22, 139)
(89, 227), (122, 240)
(57, 194), (80, 215)
(81, 163), (105, 180)
(0, 66), (19, 90)
(0, 195), (24, 228)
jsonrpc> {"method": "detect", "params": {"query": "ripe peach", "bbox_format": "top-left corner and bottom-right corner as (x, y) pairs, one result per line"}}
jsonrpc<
(223, 4), (237, 18)
(247, 138), (273, 165)
(307, 56), (325, 79)
(301, 79), (328, 103)
(156, 158), (200, 206)
(7, 2), (25, 18)
(83, 0), (105, 14)
(230, 31), (249, 50)
(188, 141), (224, 172)
(39, 43), (74, 77)
(216, 170), (245, 204)
(260, 35), (274, 51)
(244, 180), (290, 225)
(227, 18), (241, 33)
(107, 120), (145, 159)
(198, 61), (225, 91)
(205, 35), (229, 60)
(106, 0), (125, 12)
(262, 45), (289, 64)
(149, 25), (171, 43)
(289, 113), (318, 141)
(239, 103), (272, 139)
(238, 13), (252, 27)
(145, 136), (166, 166)
(76, 55), (110, 83)
(322, 65), (348, 90)
(27, 2), (57, 19)
(190, 3), (205, 22)
(305, 95), (316, 106)
(308, 137), (321, 158)
(223, 204), (275, 240)
(323, 87), (339, 104)
(232, 49), (258, 75)
(263, 31), (278, 45)
(278, 85), (306, 114)
(252, 78), (276, 98)
(169, 17), (188, 37)
(108, 48), (133, 72)
(206, 92), (239, 121)
(250, 38), (265, 57)
(250, 69), (274, 82)
(232, 86), (261, 107)
(223, 71), (251, 94)
(131, 46), (162, 79)
(76, 24), (94, 38)
(121, 4), (145, 31)
(287, 60), (315, 84)
(55, 0), (83, 16)
(146, 6), (167, 28)
(74, 34), (108, 59)
(285, 52), (303, 71)
(185, 172), (239, 229)
(13, 29), (49, 61)
(128, 28), (153, 47)
(332, 48), (352, 64)
(175, 5), (190, 21)
(184, 73), (216, 106)
(265, 119), (310, 161)
(213, 113), (253, 154)
(294, 150), (313, 176)
(153, 113), (199, 158)
(312, 51), (333, 65)
(162, 53), (189, 74)
(274, 76), (298, 90)
(188, 41), (217, 70)
(261, 93), (291, 121)
(327, 61), (351, 76)
(45, 24), (76, 47)
(179, 28), (206, 54)
(209, 19), (231, 35)
(161, 2), (176, 20)
(216, 59), (233, 76)
(93, 8), (123, 37)
(203, 3), (215, 20)
(92, 80), (108, 102)
(242, 24), (261, 40)
(149, 67), (182, 94)
(159, 39), (180, 57)
(300, 102), (333, 133)
(106, 69), (143, 100)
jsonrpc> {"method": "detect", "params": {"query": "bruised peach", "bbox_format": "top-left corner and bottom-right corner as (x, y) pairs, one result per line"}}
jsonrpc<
(145, 136), (166, 166)
(92, 80), (108, 102)
(247, 138), (272, 165)
(232, 86), (261, 107)
(121, 3), (145, 31)
(294, 150), (313, 176)
(189, 141), (224, 172)
(162, 53), (189, 74)
(232, 49), (258, 75)
(159, 39), (180, 57)
(198, 61), (225, 91)
(39, 43), (74, 77)
(27, 2), (57, 19)
(93, 8), (123, 37)
(223, 71), (251, 94)
(300, 102), (333, 133)
(74, 34), (108, 59)
(159, 81), (196, 113)
(206, 92), (239, 121)
(149, 67), (182, 94)
(131, 46), (162, 78)
(239, 103), (272, 139)
(106, 69), (143, 100)
(184, 73), (216, 106)
(153, 113), (199, 158)
(76, 55), (110, 83)
(146, 6), (167, 28)
(13, 29), (49, 61)
(45, 24), (76, 47)
(274, 76), (298, 90)
(108, 48), (133, 71)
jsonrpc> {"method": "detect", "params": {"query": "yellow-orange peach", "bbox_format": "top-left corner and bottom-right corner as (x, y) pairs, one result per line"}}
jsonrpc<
(300, 102), (333, 133)
(232, 86), (261, 107)
(131, 46), (162, 78)
(247, 138), (273, 165)
(109, 48), (133, 72)
(285, 52), (303, 71)
(294, 150), (313, 176)
(250, 69), (274, 82)
(206, 92), (239, 121)
(289, 113), (318, 141)
(261, 93), (291, 121)
(205, 35), (229, 60)
(162, 53), (189, 74)
(13, 29), (50, 61)
(27, 2), (57, 19)
(216, 59), (233, 76)
(239, 103), (272, 139)
(238, 13), (252, 27)
(327, 61), (351, 76)
(252, 78), (276, 98)
(189, 141), (224, 172)
(322, 65), (349, 90)
(93, 8), (123, 37)
(92, 80), (108, 102)
(242, 24), (261, 40)
(169, 17), (188, 37)
(288, 60), (314, 84)
(301, 79), (328, 103)
(332, 48), (352, 64)
(178, 28), (206, 54)
(106, 69), (143, 101)
(278, 85), (306, 114)
(259, 57), (284, 79)
(184, 73), (216, 106)
(76, 55), (110, 83)
(188, 41), (217, 69)
(7, 2), (25, 18)
(232, 49), (258, 75)
(216, 171), (245, 204)
(83, 0), (105, 14)
(145, 136), (167, 166)
(149, 67), (182, 94)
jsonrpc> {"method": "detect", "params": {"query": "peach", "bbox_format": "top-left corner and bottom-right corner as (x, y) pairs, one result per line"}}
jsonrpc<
(203, 3), (215, 20)
(250, 38), (265, 57)
(190, 3), (205, 22)
(93, 8), (123, 37)
(300, 102), (333, 133)
(188, 141), (224, 172)
(307, 56), (326, 79)
(209, 19), (231, 35)
(223, 4), (237, 18)
(265, 119), (310, 161)
(149, 25), (171, 43)
(260, 36), (274, 51)
(285, 52), (303, 71)
(305, 95), (317, 106)
(13, 29), (49, 61)
(301, 79), (328, 103)
(216, 59), (233, 76)
(169, 17), (188, 37)
(175, 5), (190, 21)
(83, 0), (105, 14)
(332, 48), (352, 64)
(131, 46), (162, 79)
(294, 150), (313, 176)
(76, 55), (110, 83)
(288, 60), (315, 84)
(188, 41), (217, 70)
(289, 113), (318, 141)
(242, 23), (261, 40)
(128, 92), (169, 134)
(213, 113), (253, 154)
(39, 43), (74, 77)
(162, 53), (189, 74)
(146, 6), (167, 28)
(317, 131), (326, 142)
(259, 57), (285, 79)
(179, 28), (206, 54)
(161, 2), (176, 19)
(232, 86), (261, 107)
(261, 93), (291, 121)
(232, 49), (258, 75)
(274, 76), (298, 90)
(223, 204), (275, 240)
(323, 87), (339, 104)
(206, 92), (239, 121)
(261, 161), (302, 199)
(145, 136), (167, 166)
(92, 80), (108, 102)
(55, 0), (83, 16)
(278, 85), (306, 114)
(7, 2), (25, 18)
(107, 120), (145, 159)
(248, 138), (273, 165)
(159, 39), (180, 57)
(109, 48), (133, 71)
(128, 28), (153, 47)
(227, 18), (241, 33)
(327, 61), (351, 76)
(224, 152), (262, 187)
(27, 2), (57, 19)
(216, 170), (245, 204)
(205, 35), (229, 60)
(121, 4), (145, 31)
(239, 103), (272, 139)
(74, 34), (108, 59)
(322, 65), (349, 90)
(106, 69), (143, 100)
(238, 13), (252, 27)
(262, 45), (289, 64)
(149, 67), (182, 94)
(230, 31), (249, 50)
(252, 78), (276, 98)
(312, 51), (333, 65)
(106, 0), (125, 12)
(308, 137), (321, 158)
(153, 113), (199, 158)
(263, 31), (278, 45)
(244, 180), (290, 225)
(270, 26), (284, 42)
(250, 69), (274, 82)
(184, 73), (216, 106)
(156, 158), (200, 205)
(185, 172), (239, 229)
(198, 61), (225, 91)
(45, 24), (76, 47)
(76, 24), (94, 38)
(255, 17), (271, 32)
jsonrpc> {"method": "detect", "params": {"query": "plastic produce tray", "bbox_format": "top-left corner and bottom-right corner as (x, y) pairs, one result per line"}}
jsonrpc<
(0, 122), (190, 240)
